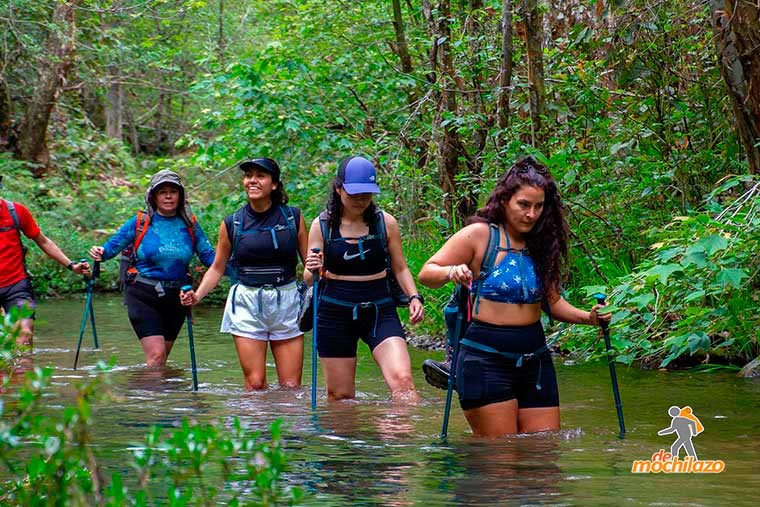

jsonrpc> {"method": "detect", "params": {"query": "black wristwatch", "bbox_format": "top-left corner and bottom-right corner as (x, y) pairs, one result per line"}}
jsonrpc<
(66, 260), (76, 271)
(409, 294), (424, 305)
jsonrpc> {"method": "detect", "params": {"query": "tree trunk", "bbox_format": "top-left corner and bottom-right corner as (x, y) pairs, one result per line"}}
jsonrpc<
(15, 0), (78, 176)
(433, 0), (468, 220)
(496, 0), (514, 139)
(521, 0), (546, 149)
(105, 66), (123, 140)
(711, 1), (760, 174)
(218, 0), (226, 66)
(124, 101), (140, 155)
(391, 0), (414, 74)
(0, 76), (12, 150)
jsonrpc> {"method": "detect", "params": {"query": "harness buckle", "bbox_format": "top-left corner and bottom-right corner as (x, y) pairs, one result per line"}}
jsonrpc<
(357, 302), (374, 309)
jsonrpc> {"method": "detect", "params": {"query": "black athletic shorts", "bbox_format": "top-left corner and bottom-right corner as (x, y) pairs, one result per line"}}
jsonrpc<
(124, 280), (186, 341)
(455, 320), (559, 410)
(316, 278), (405, 358)
(0, 277), (36, 319)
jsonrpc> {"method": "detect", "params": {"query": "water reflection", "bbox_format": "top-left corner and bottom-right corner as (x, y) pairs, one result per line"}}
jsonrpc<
(444, 435), (563, 506)
(20, 296), (760, 507)
(293, 402), (419, 505)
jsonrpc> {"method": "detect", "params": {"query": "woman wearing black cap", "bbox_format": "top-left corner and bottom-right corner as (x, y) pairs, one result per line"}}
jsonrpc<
(304, 156), (424, 403)
(181, 158), (309, 390)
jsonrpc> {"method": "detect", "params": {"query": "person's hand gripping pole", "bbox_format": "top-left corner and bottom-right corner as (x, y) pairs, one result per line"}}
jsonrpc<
(307, 247), (322, 411)
(73, 259), (98, 370)
(181, 284), (199, 391)
(593, 293), (625, 437)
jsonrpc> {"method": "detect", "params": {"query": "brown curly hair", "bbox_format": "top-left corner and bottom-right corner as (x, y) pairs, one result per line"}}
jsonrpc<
(468, 156), (568, 298)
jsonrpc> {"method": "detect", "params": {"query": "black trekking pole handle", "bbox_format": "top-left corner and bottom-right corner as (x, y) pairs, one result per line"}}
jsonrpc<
(593, 293), (625, 437)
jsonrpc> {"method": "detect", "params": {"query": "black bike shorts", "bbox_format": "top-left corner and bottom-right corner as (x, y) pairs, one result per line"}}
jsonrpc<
(316, 279), (405, 358)
(0, 278), (36, 319)
(124, 281), (186, 341)
(455, 320), (559, 410)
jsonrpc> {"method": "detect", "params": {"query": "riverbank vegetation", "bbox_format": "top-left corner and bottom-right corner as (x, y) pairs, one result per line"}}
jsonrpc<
(1, 0), (758, 369)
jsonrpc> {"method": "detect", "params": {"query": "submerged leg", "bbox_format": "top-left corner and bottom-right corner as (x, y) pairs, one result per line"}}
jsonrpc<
(233, 336), (269, 390)
(270, 335), (304, 388)
(463, 399), (520, 438)
(321, 357), (358, 401)
(373, 336), (420, 403)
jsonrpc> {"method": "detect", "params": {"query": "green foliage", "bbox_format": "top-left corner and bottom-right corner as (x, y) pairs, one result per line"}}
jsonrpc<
(2, 0), (757, 366)
(566, 176), (759, 368)
(0, 314), (301, 506)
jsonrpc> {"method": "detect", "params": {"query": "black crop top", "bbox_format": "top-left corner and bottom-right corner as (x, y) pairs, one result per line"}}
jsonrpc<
(322, 213), (388, 276)
(224, 204), (301, 284)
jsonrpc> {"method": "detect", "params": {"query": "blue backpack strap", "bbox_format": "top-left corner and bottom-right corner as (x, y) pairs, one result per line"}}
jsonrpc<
(280, 205), (297, 234)
(4, 200), (20, 232)
(227, 208), (243, 283)
(3, 200), (27, 273)
(471, 223), (500, 314)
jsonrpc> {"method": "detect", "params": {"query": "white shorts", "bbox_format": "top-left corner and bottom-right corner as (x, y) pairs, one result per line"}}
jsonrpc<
(220, 282), (303, 341)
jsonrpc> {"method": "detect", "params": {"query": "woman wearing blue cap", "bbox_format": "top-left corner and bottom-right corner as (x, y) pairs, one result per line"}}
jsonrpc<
(304, 156), (424, 403)
(181, 158), (309, 390)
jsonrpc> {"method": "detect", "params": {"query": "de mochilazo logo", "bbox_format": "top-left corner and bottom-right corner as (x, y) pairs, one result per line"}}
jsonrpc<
(631, 406), (725, 473)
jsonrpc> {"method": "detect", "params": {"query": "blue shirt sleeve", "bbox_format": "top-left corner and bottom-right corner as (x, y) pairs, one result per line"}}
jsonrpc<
(193, 221), (216, 267)
(101, 216), (137, 261)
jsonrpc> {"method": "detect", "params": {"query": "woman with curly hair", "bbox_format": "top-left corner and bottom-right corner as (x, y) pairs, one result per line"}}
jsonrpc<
(304, 156), (424, 403)
(418, 156), (610, 437)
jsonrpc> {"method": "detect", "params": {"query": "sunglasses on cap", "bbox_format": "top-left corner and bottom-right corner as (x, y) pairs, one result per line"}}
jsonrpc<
(511, 156), (548, 176)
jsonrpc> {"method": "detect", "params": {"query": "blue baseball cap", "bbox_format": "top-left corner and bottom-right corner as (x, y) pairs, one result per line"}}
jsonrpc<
(337, 156), (380, 195)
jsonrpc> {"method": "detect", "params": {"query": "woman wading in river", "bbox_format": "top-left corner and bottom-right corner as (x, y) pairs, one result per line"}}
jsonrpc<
(418, 156), (610, 437)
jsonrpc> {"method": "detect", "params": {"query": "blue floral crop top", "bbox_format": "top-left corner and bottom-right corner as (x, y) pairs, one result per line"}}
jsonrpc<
(478, 229), (543, 304)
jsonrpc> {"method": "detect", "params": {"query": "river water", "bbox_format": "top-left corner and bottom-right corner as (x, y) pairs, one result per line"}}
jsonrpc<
(19, 295), (760, 505)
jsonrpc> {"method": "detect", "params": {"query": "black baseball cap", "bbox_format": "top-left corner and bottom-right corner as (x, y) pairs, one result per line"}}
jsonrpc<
(239, 157), (281, 181)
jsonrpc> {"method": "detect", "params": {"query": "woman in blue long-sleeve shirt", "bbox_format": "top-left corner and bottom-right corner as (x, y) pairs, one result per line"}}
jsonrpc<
(90, 170), (215, 367)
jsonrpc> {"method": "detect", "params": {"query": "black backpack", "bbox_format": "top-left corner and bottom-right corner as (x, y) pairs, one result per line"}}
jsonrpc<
(318, 209), (409, 307)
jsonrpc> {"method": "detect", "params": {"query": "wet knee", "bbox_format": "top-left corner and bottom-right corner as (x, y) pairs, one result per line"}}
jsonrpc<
(327, 388), (355, 401)
(387, 371), (415, 391)
(280, 379), (300, 389)
(146, 351), (167, 367)
(244, 375), (267, 391)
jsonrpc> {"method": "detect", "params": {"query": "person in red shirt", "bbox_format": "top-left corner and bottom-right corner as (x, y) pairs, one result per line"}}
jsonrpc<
(0, 175), (90, 348)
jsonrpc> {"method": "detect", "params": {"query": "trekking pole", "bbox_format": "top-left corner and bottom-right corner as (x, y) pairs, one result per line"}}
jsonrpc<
(181, 285), (199, 392)
(89, 260), (100, 349)
(440, 315), (462, 439)
(310, 248), (321, 411)
(74, 260), (99, 370)
(593, 293), (625, 437)
(441, 284), (469, 439)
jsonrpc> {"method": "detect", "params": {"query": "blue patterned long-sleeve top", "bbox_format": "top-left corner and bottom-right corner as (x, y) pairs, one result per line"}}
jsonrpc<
(101, 213), (215, 281)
